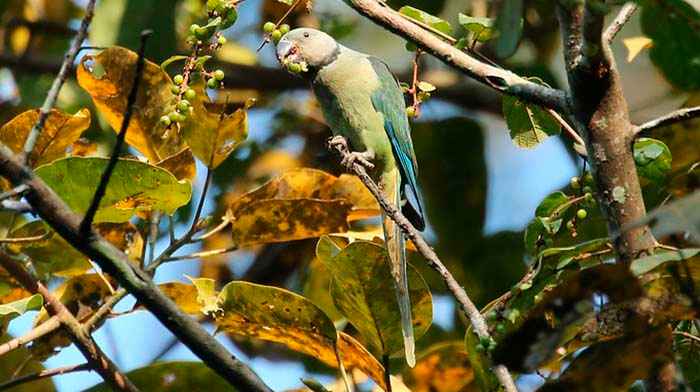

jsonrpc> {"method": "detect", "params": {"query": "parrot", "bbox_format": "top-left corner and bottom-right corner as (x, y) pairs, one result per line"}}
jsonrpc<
(276, 28), (425, 367)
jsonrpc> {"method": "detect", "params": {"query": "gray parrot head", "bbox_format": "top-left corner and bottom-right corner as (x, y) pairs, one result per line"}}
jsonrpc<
(276, 28), (339, 73)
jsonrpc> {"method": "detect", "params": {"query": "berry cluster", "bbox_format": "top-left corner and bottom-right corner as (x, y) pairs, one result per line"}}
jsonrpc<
(161, 0), (238, 129)
(263, 22), (290, 44)
(566, 172), (596, 236)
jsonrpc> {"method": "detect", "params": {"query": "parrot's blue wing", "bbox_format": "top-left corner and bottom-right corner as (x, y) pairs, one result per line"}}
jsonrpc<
(368, 57), (425, 230)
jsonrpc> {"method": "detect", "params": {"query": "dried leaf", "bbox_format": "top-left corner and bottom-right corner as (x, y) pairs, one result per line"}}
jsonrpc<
(156, 147), (197, 181)
(622, 36), (653, 62)
(0, 108), (90, 166)
(77, 46), (186, 162)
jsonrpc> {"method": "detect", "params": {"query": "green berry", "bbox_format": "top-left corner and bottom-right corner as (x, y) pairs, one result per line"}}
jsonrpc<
(486, 310), (498, 321)
(184, 88), (196, 100)
(173, 74), (184, 85)
(168, 111), (180, 122)
(584, 192), (594, 203)
(159, 115), (171, 126)
(584, 172), (594, 185)
(207, 77), (219, 89)
(570, 176), (580, 189)
(189, 24), (200, 36)
(406, 106), (416, 117)
(271, 29), (282, 43)
(177, 100), (190, 112)
(217, 35), (227, 45)
(206, 0), (222, 11)
(495, 324), (506, 334)
(279, 24), (290, 34)
(577, 209), (588, 220)
(263, 22), (276, 33)
(566, 220), (575, 231)
(213, 69), (225, 80)
(582, 186), (592, 194)
(170, 85), (180, 95)
(288, 63), (302, 73)
(475, 344), (485, 353)
(175, 111), (187, 121)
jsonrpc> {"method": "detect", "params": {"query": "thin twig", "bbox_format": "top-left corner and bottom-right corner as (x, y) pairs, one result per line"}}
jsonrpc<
(328, 137), (517, 392)
(0, 316), (60, 357)
(192, 216), (232, 242)
(0, 252), (138, 392)
(148, 211), (161, 266)
(0, 363), (92, 391)
(0, 231), (49, 244)
(0, 184), (29, 201)
(20, 0), (97, 165)
(635, 106), (700, 135)
(675, 331), (700, 345)
(546, 108), (586, 150)
(603, 3), (638, 43)
(80, 31), (152, 234)
(162, 246), (239, 263)
(83, 289), (128, 332)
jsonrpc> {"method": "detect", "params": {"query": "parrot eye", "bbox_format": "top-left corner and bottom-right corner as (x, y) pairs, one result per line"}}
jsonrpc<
(303, 32), (310, 38)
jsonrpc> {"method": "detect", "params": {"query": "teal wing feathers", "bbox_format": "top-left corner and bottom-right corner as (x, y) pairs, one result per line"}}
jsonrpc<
(368, 57), (425, 230)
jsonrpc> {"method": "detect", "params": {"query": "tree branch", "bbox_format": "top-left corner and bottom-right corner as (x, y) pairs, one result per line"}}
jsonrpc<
(0, 252), (137, 392)
(80, 31), (150, 233)
(0, 316), (60, 357)
(0, 147), (272, 392)
(343, 0), (568, 112)
(0, 363), (91, 391)
(558, 0), (655, 263)
(20, 0), (97, 165)
(635, 106), (700, 135)
(603, 3), (638, 43)
(329, 137), (517, 392)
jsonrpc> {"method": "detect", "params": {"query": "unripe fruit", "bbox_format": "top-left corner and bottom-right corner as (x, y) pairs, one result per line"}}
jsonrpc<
(288, 63), (302, 73)
(206, 0), (222, 11)
(577, 209), (588, 219)
(184, 88), (196, 100)
(406, 106), (416, 117)
(177, 100), (190, 112)
(279, 24), (290, 34)
(213, 69), (225, 80)
(189, 24), (200, 36)
(582, 186), (592, 194)
(170, 85), (180, 95)
(495, 324), (506, 334)
(263, 22), (276, 33)
(159, 115), (171, 126)
(217, 35), (227, 45)
(173, 74), (184, 85)
(566, 220), (575, 231)
(220, 7), (237, 28)
(584, 172), (593, 185)
(584, 192), (594, 203)
(271, 29), (282, 43)
(168, 111), (180, 122)
(207, 78), (219, 89)
(570, 176), (580, 189)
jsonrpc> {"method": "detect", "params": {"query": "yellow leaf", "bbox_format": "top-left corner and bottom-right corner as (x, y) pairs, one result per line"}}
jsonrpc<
(77, 46), (186, 162)
(404, 342), (476, 392)
(96, 222), (144, 266)
(185, 276), (221, 315)
(156, 147), (197, 182)
(623, 36), (653, 62)
(158, 282), (204, 315)
(181, 93), (252, 168)
(0, 108), (91, 167)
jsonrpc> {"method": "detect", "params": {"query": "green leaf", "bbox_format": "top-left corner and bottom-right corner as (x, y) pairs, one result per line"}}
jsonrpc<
(0, 294), (43, 326)
(631, 248), (700, 276)
(536, 191), (570, 217)
(0, 333), (56, 392)
(85, 362), (229, 391)
(502, 95), (560, 148)
(634, 137), (672, 187)
(7, 221), (92, 278)
(458, 14), (496, 42)
(641, 0), (700, 90)
(416, 81), (436, 92)
(276, 0), (294, 4)
(676, 321), (700, 390)
(184, 276), (220, 314)
(398, 6), (453, 36)
(35, 157), (192, 222)
(316, 238), (432, 356)
(493, 0), (524, 58)
(160, 55), (188, 70)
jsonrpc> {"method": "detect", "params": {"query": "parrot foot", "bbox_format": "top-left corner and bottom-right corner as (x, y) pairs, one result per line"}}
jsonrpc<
(341, 149), (375, 170)
(327, 135), (348, 151)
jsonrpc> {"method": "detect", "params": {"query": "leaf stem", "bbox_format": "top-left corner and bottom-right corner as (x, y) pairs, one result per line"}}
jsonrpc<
(0, 363), (92, 391)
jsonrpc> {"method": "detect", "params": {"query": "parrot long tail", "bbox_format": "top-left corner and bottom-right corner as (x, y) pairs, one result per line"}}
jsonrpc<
(381, 169), (415, 367)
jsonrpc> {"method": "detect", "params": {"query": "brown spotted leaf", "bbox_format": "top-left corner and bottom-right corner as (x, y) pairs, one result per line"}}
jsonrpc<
(316, 237), (432, 356)
(157, 282), (202, 315)
(76, 46), (185, 162)
(155, 147), (196, 182)
(404, 342), (476, 392)
(215, 281), (386, 389)
(0, 108), (90, 166)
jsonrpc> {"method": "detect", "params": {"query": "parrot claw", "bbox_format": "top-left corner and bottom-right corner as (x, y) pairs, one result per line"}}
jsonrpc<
(341, 150), (375, 170)
(327, 135), (348, 151)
